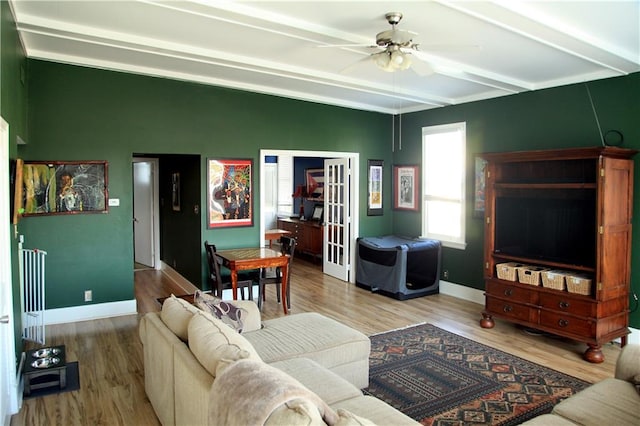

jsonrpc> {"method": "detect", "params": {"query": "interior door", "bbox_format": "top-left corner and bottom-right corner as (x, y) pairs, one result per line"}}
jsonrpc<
(133, 160), (155, 267)
(1, 117), (18, 421)
(323, 158), (352, 281)
(263, 163), (278, 231)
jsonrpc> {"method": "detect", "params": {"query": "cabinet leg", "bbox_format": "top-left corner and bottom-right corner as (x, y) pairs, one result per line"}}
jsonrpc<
(479, 312), (495, 329)
(583, 344), (605, 363)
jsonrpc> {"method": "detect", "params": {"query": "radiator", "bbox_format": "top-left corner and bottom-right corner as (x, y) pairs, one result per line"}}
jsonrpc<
(19, 245), (47, 344)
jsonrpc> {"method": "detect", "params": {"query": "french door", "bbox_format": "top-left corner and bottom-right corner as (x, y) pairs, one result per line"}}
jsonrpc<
(323, 158), (352, 281)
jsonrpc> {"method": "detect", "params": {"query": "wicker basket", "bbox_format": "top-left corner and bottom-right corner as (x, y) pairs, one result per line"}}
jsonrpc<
(517, 266), (548, 286)
(496, 262), (526, 281)
(541, 270), (568, 291)
(566, 274), (592, 295)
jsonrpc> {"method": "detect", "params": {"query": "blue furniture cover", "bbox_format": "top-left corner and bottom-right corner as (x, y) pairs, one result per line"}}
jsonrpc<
(356, 235), (441, 300)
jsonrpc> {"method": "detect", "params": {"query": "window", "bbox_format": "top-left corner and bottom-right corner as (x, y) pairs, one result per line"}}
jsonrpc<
(422, 122), (466, 249)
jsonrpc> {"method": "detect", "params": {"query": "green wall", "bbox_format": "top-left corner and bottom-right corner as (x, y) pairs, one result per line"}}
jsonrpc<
(397, 74), (640, 328)
(20, 59), (393, 309)
(5, 13), (639, 332)
(1, 0), (28, 358)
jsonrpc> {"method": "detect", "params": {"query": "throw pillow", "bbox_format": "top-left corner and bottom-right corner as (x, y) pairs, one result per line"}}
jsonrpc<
(188, 310), (261, 377)
(160, 294), (200, 341)
(194, 290), (247, 333)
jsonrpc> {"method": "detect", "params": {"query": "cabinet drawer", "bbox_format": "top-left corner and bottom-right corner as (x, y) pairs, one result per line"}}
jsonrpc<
(539, 311), (594, 337)
(486, 280), (536, 304)
(486, 297), (537, 323)
(538, 293), (595, 317)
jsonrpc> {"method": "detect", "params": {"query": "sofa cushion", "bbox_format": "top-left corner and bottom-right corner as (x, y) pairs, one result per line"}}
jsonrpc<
(331, 395), (417, 425)
(335, 409), (377, 426)
(188, 310), (262, 377)
(270, 358), (363, 405)
(160, 294), (200, 342)
(209, 358), (338, 426)
(244, 312), (370, 388)
(551, 378), (640, 426)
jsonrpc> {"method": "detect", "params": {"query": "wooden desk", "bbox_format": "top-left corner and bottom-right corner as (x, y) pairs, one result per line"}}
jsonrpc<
(264, 229), (292, 248)
(216, 248), (290, 314)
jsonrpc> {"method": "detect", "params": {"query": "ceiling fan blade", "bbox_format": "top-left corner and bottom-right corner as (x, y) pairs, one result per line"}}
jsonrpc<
(416, 44), (482, 54)
(317, 43), (376, 48)
(410, 58), (434, 77)
(339, 56), (374, 74)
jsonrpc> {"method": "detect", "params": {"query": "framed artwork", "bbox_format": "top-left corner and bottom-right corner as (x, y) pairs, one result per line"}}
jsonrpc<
(305, 168), (324, 201)
(393, 165), (419, 211)
(171, 172), (181, 212)
(474, 156), (488, 218)
(367, 159), (383, 216)
(21, 161), (108, 216)
(207, 158), (252, 228)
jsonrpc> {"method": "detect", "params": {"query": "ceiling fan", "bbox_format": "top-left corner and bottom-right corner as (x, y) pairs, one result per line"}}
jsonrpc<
(321, 12), (477, 75)
(370, 12), (420, 72)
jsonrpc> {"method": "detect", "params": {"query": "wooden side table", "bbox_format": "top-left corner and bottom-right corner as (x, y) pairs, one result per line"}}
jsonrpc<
(23, 345), (67, 396)
(264, 229), (292, 248)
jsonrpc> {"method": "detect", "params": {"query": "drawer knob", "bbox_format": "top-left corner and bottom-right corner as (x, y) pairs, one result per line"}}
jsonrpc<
(504, 289), (513, 297)
(558, 319), (569, 327)
(503, 305), (513, 313)
(558, 301), (570, 309)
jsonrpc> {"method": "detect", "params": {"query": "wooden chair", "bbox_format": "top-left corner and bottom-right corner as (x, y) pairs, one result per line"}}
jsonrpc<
(257, 236), (296, 310)
(204, 241), (254, 300)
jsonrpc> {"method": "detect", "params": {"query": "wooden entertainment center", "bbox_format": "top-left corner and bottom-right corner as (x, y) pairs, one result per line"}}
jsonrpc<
(277, 217), (323, 260)
(479, 147), (637, 363)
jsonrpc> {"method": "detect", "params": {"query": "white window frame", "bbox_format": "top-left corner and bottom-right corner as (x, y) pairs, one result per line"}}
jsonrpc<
(421, 122), (467, 250)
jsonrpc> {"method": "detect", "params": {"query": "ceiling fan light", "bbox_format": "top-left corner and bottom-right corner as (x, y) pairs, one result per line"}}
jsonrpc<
(399, 53), (412, 70)
(374, 52), (390, 68)
(391, 50), (404, 65)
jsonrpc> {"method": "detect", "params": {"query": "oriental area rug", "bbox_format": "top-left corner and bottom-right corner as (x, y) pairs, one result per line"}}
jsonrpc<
(363, 323), (590, 426)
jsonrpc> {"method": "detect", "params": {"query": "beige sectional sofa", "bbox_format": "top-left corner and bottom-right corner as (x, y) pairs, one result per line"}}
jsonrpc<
(138, 295), (419, 425)
(521, 343), (640, 425)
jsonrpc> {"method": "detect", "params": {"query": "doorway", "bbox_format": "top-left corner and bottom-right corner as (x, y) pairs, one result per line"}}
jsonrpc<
(259, 149), (359, 283)
(133, 158), (160, 269)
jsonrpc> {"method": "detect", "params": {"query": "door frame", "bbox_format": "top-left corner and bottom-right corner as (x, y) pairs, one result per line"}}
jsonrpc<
(1, 116), (19, 421)
(132, 157), (161, 270)
(259, 149), (359, 283)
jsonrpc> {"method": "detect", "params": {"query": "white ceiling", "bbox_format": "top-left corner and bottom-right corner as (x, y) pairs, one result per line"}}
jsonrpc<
(10, 1), (640, 114)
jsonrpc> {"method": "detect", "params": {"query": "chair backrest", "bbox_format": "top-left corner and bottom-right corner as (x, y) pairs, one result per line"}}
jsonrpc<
(204, 240), (223, 295)
(280, 235), (296, 281)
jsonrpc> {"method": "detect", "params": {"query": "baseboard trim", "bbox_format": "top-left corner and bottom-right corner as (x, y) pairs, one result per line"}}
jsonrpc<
(44, 299), (137, 325)
(438, 279), (640, 345)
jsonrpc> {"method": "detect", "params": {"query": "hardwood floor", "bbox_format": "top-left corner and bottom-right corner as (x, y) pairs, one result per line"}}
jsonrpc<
(11, 258), (621, 425)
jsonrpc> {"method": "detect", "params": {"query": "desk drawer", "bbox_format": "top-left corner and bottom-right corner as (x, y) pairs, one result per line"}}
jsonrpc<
(538, 293), (595, 317)
(486, 296), (537, 323)
(539, 311), (594, 337)
(486, 280), (536, 304)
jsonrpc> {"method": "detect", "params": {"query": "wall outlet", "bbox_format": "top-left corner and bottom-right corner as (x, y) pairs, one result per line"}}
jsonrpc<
(84, 290), (92, 302)
(443, 270), (449, 279)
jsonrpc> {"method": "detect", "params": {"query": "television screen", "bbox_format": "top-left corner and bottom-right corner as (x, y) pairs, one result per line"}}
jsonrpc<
(495, 196), (596, 268)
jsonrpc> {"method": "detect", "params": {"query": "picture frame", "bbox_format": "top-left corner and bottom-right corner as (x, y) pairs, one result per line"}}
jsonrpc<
(474, 156), (488, 218)
(207, 158), (253, 228)
(393, 165), (419, 211)
(367, 160), (383, 216)
(311, 204), (324, 222)
(21, 161), (108, 216)
(305, 168), (324, 201)
(171, 172), (181, 212)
